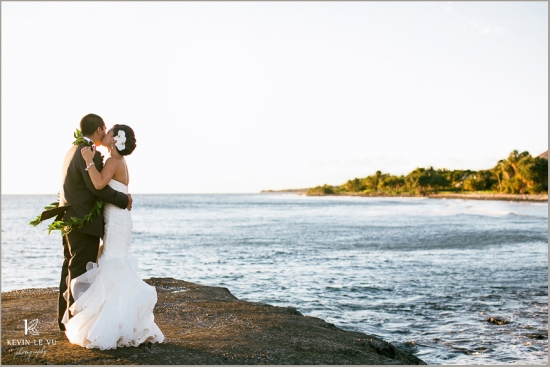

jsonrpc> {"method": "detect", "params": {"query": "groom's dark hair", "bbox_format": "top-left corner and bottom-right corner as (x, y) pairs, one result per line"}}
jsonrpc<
(80, 114), (105, 136)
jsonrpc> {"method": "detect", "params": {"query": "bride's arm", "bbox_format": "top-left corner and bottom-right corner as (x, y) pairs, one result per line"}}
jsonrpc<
(81, 146), (117, 190)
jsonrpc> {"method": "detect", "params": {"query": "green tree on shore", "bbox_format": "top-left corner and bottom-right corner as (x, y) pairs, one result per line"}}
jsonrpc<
(405, 167), (448, 194)
(303, 150), (548, 196)
(307, 184), (335, 195)
(494, 150), (548, 194)
(344, 178), (365, 192)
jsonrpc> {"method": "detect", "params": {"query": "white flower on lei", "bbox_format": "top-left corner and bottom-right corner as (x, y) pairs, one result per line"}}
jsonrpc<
(114, 130), (126, 151)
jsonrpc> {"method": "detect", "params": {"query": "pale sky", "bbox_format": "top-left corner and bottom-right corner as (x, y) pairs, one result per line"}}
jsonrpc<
(2, 1), (548, 194)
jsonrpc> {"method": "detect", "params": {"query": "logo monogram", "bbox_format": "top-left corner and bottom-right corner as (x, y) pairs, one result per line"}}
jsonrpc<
(23, 319), (39, 336)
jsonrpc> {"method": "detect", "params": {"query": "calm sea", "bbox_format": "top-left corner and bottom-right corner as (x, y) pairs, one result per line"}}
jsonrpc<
(2, 194), (548, 364)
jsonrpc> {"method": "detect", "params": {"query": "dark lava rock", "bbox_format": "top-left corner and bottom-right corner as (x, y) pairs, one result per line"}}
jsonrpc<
(525, 330), (548, 340)
(486, 316), (509, 325)
(2, 277), (426, 365)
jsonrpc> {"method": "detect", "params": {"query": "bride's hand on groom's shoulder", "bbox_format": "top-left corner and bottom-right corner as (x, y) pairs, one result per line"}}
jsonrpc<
(81, 146), (95, 165)
(126, 194), (133, 211)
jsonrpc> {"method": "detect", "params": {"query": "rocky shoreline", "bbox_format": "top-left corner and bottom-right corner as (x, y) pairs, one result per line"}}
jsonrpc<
(425, 193), (548, 202)
(1, 277), (425, 365)
(263, 191), (548, 202)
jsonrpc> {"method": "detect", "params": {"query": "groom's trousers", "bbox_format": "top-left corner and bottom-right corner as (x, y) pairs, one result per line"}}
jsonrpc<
(57, 230), (100, 331)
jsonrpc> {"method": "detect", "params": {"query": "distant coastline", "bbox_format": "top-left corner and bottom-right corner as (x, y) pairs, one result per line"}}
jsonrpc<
(261, 150), (548, 202)
(261, 190), (548, 202)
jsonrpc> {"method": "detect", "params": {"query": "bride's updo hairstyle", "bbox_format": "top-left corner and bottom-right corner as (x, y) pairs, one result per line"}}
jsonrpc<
(113, 124), (137, 156)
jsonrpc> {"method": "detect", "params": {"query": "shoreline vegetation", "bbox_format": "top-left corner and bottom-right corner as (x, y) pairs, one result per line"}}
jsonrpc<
(262, 150), (548, 202)
(1, 278), (425, 365)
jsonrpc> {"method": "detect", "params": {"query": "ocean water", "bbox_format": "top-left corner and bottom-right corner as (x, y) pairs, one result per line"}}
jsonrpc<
(2, 194), (548, 364)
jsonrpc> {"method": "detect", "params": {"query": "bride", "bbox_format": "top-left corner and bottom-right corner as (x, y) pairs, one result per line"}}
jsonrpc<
(62, 124), (164, 350)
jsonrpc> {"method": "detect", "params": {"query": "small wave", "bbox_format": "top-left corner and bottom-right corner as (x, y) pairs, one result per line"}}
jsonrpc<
(461, 205), (516, 217)
(325, 285), (393, 293)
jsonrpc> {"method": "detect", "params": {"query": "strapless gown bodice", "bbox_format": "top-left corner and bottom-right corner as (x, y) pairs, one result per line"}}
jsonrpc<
(107, 179), (128, 193)
(102, 180), (131, 258)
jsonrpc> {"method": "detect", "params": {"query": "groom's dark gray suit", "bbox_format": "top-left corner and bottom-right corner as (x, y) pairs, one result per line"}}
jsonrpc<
(57, 142), (129, 331)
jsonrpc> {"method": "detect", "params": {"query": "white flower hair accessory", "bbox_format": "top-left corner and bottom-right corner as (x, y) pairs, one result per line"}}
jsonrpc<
(113, 130), (126, 151)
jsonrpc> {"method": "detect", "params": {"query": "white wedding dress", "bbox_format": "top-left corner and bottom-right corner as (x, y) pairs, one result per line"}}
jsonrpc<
(62, 179), (164, 350)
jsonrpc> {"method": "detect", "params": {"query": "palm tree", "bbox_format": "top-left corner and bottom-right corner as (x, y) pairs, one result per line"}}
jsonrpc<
(492, 159), (512, 191)
(507, 150), (533, 186)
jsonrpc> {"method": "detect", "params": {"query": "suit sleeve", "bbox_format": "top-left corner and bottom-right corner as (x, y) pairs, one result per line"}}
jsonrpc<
(79, 149), (129, 209)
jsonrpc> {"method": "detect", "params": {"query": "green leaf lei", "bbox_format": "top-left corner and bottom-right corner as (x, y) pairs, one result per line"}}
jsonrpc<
(73, 128), (91, 147)
(28, 129), (104, 236)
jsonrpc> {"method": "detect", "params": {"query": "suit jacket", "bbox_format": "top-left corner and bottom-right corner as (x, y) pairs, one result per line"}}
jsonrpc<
(58, 143), (129, 238)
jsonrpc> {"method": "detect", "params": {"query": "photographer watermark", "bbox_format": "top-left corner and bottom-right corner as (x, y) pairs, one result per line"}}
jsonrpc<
(4, 318), (58, 360)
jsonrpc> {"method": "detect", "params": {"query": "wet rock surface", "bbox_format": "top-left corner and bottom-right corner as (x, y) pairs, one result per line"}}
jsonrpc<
(486, 316), (509, 325)
(2, 277), (426, 365)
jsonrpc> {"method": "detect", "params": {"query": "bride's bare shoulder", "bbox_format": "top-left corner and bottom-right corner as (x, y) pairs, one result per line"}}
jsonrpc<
(105, 157), (124, 167)
(106, 157), (128, 185)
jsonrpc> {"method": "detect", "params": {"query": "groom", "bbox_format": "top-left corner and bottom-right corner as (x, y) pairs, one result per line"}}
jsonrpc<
(57, 113), (132, 331)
